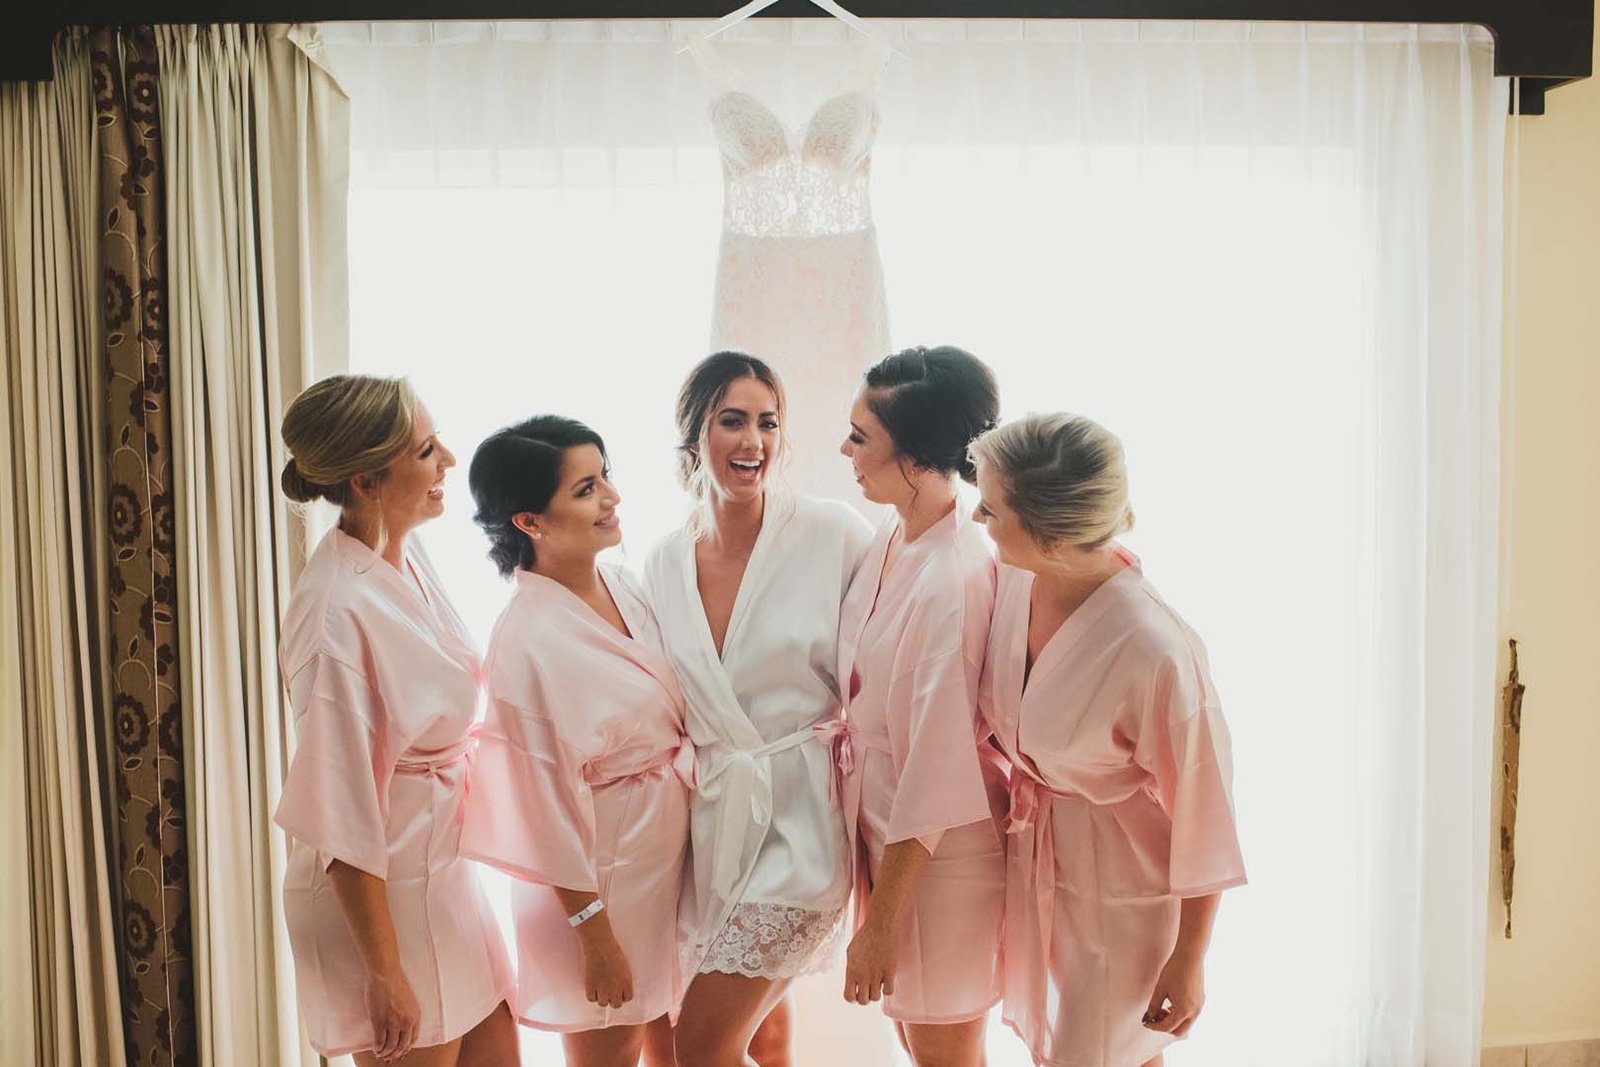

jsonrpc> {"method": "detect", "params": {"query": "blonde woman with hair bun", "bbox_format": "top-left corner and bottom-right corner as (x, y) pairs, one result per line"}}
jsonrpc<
(273, 374), (516, 1066)
(969, 413), (1246, 1067)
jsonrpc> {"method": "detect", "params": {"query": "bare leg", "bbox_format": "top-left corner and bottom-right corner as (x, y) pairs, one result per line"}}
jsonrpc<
(901, 1018), (988, 1067)
(673, 972), (792, 1067)
(747, 995), (793, 1067)
(457, 1002), (520, 1066)
(643, 1014), (677, 1067)
(563, 1024), (648, 1067)
(1141, 1057), (1164, 1067)
(354, 1038), (462, 1067)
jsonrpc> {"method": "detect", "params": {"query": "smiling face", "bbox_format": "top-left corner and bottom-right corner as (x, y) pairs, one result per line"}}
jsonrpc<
(370, 401), (455, 536)
(972, 457), (1053, 570)
(840, 387), (913, 507)
(700, 376), (782, 507)
(516, 443), (622, 565)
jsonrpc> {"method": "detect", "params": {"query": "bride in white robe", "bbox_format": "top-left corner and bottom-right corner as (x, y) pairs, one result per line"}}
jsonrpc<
(644, 352), (871, 1066)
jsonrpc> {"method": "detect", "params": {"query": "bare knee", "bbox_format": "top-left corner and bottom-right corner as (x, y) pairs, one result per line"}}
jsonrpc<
(458, 1002), (519, 1067)
(673, 1014), (748, 1067)
(902, 1020), (986, 1067)
(746, 998), (792, 1067)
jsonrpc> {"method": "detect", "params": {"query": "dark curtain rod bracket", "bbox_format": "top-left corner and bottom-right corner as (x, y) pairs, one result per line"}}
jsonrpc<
(8, 0), (1591, 111)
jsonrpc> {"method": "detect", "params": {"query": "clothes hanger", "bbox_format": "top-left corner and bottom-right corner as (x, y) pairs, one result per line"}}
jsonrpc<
(678, 0), (907, 60)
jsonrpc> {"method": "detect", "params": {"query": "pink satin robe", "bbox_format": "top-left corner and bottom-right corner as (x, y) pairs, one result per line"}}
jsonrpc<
(274, 529), (512, 1057)
(979, 551), (1247, 1067)
(460, 563), (693, 1032)
(837, 508), (1007, 1024)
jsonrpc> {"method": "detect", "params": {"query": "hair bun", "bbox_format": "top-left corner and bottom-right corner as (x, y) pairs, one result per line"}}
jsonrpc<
(280, 457), (323, 503)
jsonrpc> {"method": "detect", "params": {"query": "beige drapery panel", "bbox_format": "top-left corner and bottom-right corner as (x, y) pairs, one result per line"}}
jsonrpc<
(0, 31), (127, 1067)
(2, 23), (348, 1064)
(155, 23), (349, 1067)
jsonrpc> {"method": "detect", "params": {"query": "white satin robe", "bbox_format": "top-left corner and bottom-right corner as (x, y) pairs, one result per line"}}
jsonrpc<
(644, 492), (872, 978)
(460, 563), (693, 1032)
(274, 529), (512, 1057)
(980, 551), (1246, 1067)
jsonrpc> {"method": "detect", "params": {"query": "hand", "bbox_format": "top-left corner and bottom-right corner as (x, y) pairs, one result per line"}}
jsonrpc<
(842, 918), (898, 1005)
(365, 967), (421, 1062)
(580, 930), (636, 1010)
(1142, 948), (1205, 1038)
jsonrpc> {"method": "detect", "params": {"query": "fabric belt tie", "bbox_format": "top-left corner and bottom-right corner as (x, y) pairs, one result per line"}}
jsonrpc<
(1006, 771), (1062, 1033)
(700, 718), (846, 897)
(592, 735), (698, 790)
(394, 728), (479, 778)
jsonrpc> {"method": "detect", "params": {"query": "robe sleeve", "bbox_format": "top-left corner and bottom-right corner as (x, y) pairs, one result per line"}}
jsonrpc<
(835, 503), (876, 593)
(1135, 651), (1248, 898)
(460, 694), (600, 892)
(884, 645), (995, 852)
(274, 652), (403, 879)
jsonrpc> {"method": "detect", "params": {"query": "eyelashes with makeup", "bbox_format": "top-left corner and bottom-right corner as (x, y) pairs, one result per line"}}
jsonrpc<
(575, 469), (615, 498)
(718, 416), (781, 431)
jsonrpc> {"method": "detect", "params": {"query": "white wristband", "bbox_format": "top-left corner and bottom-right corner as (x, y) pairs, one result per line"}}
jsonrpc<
(568, 900), (604, 927)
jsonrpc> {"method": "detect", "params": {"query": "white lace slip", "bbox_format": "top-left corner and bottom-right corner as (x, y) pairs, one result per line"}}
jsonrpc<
(696, 900), (849, 978)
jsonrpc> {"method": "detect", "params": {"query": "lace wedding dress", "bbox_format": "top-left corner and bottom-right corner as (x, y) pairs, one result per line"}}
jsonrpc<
(691, 34), (892, 499)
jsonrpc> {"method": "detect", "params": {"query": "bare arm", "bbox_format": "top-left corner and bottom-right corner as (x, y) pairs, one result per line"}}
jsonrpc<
(1143, 893), (1222, 1038)
(553, 886), (634, 1008)
(844, 839), (932, 1004)
(328, 860), (419, 1060)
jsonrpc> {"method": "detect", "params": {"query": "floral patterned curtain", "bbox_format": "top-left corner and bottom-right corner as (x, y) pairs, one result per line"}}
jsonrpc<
(91, 26), (195, 1066)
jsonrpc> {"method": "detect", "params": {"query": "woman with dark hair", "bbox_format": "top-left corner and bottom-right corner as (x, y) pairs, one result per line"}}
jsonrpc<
(458, 415), (691, 1067)
(643, 352), (873, 1067)
(835, 345), (1007, 1066)
(274, 375), (516, 1066)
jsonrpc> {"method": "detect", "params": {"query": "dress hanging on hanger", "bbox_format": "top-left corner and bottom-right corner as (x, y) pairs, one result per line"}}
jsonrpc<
(686, 21), (893, 503)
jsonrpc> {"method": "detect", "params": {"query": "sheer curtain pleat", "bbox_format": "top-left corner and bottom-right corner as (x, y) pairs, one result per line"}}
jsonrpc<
(154, 22), (348, 1067)
(320, 20), (1502, 1066)
(0, 31), (127, 1067)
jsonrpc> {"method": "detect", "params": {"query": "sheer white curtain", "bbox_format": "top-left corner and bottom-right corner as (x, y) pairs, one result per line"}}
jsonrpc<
(315, 19), (1504, 1065)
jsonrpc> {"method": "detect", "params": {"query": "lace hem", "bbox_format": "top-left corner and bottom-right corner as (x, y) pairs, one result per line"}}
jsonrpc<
(695, 901), (849, 979)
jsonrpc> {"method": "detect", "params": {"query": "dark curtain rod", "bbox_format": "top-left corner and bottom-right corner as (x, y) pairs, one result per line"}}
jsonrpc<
(8, 0), (1592, 111)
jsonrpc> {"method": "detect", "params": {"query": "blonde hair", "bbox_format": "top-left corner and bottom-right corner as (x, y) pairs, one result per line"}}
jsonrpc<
(280, 375), (418, 508)
(969, 412), (1134, 550)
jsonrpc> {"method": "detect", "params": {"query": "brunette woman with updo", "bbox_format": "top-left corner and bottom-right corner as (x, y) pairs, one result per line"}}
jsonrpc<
(835, 346), (1008, 1067)
(458, 415), (690, 1067)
